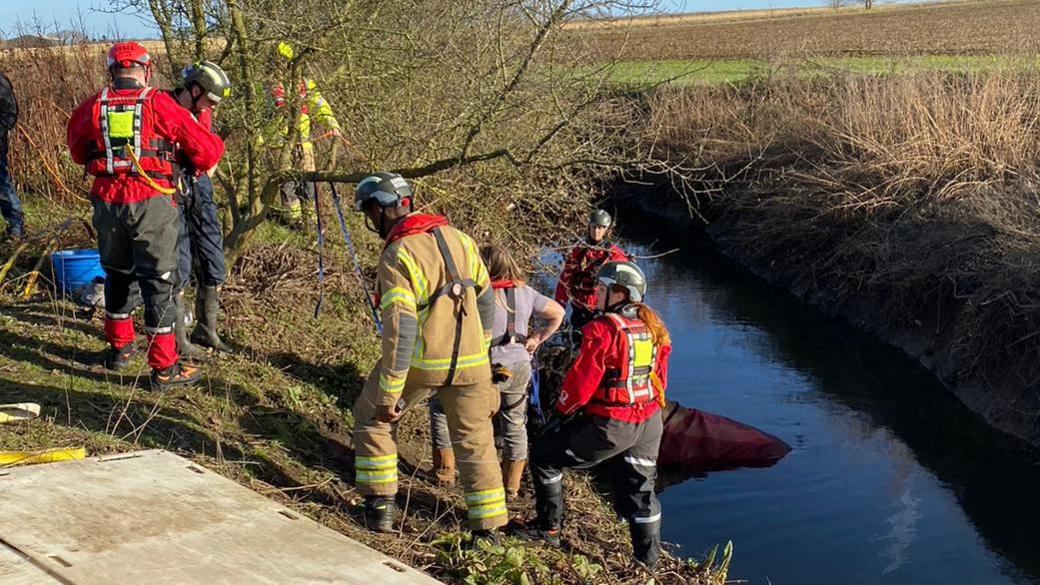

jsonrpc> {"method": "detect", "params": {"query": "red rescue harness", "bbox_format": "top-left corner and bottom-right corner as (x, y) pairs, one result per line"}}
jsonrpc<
(86, 86), (177, 186)
(593, 312), (658, 406)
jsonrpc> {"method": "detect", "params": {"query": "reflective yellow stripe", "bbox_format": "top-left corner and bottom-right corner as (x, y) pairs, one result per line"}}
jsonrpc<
(356, 454), (397, 468)
(465, 487), (506, 504)
(468, 502), (508, 519)
(380, 287), (416, 311)
(379, 373), (406, 394)
(396, 249), (429, 307)
(412, 351), (489, 371)
(462, 234), (489, 288)
(356, 469), (398, 483)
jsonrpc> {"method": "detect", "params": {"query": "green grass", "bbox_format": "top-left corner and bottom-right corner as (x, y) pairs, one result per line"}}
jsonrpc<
(603, 55), (1040, 86)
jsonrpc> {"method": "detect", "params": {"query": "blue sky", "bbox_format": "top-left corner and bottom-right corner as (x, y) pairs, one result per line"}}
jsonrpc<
(1, 0), (850, 39)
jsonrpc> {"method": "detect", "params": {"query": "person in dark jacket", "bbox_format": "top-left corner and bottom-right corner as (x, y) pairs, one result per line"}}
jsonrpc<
(169, 61), (234, 359)
(0, 71), (25, 239)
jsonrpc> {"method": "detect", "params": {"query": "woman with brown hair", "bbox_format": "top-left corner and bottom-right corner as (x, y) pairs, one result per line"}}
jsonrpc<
(430, 244), (565, 499)
(518, 260), (670, 570)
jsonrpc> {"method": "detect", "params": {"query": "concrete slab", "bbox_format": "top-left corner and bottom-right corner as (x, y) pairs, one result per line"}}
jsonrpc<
(0, 450), (441, 585)
(0, 541), (58, 585)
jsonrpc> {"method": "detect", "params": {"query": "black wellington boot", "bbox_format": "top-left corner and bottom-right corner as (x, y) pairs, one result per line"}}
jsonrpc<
(191, 285), (233, 353)
(174, 291), (209, 361)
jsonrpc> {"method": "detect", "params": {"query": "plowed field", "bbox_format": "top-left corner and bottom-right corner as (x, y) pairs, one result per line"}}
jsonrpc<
(581, 0), (1040, 60)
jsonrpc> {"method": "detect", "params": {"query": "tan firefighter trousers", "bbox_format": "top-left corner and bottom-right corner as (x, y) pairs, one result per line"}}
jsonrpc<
(352, 366), (507, 531)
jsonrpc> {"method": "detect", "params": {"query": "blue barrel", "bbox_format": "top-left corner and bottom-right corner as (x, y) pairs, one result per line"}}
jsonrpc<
(50, 249), (105, 295)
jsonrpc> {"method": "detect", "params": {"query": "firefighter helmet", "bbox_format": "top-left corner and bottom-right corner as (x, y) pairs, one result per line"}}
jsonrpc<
(181, 61), (231, 103)
(355, 172), (414, 210)
(597, 260), (646, 303)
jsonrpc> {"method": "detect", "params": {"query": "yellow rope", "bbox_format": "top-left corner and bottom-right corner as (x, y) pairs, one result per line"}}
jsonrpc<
(123, 145), (176, 195)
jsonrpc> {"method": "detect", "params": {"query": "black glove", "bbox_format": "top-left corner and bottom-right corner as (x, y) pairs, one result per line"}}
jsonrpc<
(491, 363), (512, 384)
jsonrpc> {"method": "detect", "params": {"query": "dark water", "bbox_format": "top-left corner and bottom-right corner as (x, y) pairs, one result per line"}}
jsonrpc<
(598, 235), (1040, 585)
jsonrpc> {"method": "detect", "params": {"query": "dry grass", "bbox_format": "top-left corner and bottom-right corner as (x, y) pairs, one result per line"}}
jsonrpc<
(578, 0), (1040, 61)
(640, 70), (1040, 443)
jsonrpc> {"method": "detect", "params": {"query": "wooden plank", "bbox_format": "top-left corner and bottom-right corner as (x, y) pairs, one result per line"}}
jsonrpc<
(0, 450), (440, 585)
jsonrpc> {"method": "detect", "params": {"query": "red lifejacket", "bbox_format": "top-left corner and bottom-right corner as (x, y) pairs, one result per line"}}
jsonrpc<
(593, 312), (658, 407)
(86, 87), (177, 186)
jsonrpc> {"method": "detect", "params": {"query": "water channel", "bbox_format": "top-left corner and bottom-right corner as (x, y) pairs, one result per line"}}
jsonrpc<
(578, 229), (1040, 584)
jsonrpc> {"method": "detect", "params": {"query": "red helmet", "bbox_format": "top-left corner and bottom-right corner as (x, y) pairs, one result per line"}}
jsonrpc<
(107, 42), (151, 70)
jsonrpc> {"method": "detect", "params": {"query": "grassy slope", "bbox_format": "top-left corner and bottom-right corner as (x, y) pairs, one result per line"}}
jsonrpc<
(0, 199), (726, 584)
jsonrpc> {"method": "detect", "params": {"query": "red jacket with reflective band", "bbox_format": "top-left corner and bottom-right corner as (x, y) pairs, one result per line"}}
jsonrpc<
(67, 86), (224, 204)
(554, 242), (629, 310)
(557, 312), (671, 423)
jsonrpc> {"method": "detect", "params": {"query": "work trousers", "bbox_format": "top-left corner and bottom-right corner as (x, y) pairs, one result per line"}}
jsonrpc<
(531, 412), (663, 566)
(431, 360), (533, 461)
(92, 196), (180, 370)
(352, 365), (507, 531)
(279, 145), (316, 222)
(176, 174), (226, 288)
(0, 138), (24, 237)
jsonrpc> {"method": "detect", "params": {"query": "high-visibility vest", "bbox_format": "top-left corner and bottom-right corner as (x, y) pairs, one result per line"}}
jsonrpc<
(593, 312), (658, 406)
(86, 87), (177, 186)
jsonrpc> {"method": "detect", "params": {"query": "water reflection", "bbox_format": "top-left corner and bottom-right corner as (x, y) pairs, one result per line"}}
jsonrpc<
(620, 226), (1040, 585)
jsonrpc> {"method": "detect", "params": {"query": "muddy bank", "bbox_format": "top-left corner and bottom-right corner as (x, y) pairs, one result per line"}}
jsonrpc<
(610, 180), (1040, 449)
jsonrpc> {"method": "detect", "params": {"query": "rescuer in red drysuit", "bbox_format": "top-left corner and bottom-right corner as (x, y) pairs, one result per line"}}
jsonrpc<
(554, 209), (629, 329)
(521, 260), (670, 570)
(66, 41), (224, 390)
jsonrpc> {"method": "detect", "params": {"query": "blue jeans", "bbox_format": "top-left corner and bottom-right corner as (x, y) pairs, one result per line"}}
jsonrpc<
(0, 158), (23, 236)
(177, 174), (226, 288)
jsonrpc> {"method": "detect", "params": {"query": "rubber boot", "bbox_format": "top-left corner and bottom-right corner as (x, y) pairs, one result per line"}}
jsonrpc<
(432, 447), (456, 486)
(174, 292), (208, 361)
(630, 519), (661, 570)
(362, 496), (396, 533)
(192, 285), (233, 353)
(150, 361), (201, 391)
(502, 459), (526, 500)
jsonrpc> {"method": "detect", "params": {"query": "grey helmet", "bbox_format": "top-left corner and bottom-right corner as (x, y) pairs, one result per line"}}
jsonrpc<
(355, 172), (414, 210)
(597, 260), (646, 303)
(589, 209), (613, 228)
(181, 60), (231, 103)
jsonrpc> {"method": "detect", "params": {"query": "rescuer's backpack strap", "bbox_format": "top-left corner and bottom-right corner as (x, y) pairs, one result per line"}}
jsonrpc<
(429, 227), (477, 386)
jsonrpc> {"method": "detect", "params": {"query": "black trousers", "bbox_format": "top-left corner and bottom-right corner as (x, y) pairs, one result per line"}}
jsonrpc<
(531, 412), (663, 566)
(177, 174), (226, 288)
(92, 196), (179, 329)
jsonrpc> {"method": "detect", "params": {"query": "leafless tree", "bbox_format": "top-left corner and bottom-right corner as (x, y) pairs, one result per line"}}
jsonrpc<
(110, 0), (672, 262)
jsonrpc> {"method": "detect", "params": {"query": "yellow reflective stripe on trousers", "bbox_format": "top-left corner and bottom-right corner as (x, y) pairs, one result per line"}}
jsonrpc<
(356, 453), (397, 467)
(356, 453), (398, 485)
(466, 487), (507, 519)
(412, 350), (490, 371)
(465, 487), (506, 504)
(380, 287), (416, 312)
(356, 469), (398, 483)
(379, 373), (406, 393)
